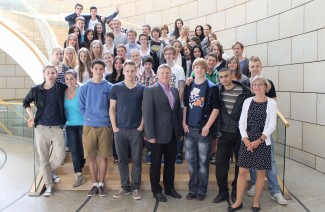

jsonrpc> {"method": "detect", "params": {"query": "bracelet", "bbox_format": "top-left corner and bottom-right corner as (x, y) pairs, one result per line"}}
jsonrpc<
(259, 137), (264, 142)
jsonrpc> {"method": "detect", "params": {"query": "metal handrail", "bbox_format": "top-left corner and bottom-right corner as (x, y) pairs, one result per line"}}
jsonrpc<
(277, 110), (289, 128)
(0, 20), (48, 66)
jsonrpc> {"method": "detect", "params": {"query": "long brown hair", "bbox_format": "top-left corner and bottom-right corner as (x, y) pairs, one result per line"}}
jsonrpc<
(77, 48), (92, 82)
(226, 56), (242, 80)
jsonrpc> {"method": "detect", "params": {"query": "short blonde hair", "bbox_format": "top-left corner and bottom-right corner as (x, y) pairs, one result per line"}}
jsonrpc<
(192, 58), (207, 72)
(250, 75), (271, 93)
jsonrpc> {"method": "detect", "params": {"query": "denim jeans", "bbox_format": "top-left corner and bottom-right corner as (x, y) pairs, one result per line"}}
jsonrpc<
(114, 129), (143, 191)
(249, 138), (280, 195)
(66, 126), (85, 173)
(185, 128), (211, 195)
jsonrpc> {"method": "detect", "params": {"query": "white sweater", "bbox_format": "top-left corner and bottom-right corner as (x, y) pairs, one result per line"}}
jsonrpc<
(238, 97), (277, 146)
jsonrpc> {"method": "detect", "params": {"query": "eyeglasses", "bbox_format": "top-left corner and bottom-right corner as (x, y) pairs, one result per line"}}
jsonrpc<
(252, 83), (265, 87)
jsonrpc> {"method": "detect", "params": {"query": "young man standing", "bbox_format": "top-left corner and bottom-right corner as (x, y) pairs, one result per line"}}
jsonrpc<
(163, 46), (185, 163)
(143, 64), (183, 202)
(150, 27), (165, 62)
(142, 25), (151, 41)
(232, 42), (250, 77)
(85, 6), (119, 32)
(79, 59), (113, 197)
(125, 30), (141, 59)
(110, 61), (145, 200)
(23, 65), (67, 197)
(65, 3), (84, 27)
(112, 19), (128, 45)
(213, 68), (252, 204)
(183, 58), (220, 201)
(190, 52), (219, 84)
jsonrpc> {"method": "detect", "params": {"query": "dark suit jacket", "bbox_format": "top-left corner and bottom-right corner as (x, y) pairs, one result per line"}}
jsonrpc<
(143, 83), (182, 144)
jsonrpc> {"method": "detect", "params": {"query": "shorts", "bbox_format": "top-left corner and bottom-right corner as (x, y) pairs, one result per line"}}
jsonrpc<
(82, 126), (113, 159)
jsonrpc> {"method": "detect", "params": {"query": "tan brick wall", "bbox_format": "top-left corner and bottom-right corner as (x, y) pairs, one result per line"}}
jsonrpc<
(6, 0), (325, 173)
(0, 48), (35, 99)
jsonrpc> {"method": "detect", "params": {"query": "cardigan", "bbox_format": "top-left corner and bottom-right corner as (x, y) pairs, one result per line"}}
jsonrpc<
(238, 97), (277, 146)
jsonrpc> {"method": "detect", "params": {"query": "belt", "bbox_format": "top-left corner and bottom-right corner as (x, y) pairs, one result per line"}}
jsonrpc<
(247, 125), (264, 133)
(188, 125), (200, 130)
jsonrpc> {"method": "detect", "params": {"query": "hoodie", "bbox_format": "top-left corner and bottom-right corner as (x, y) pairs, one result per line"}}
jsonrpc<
(79, 79), (113, 127)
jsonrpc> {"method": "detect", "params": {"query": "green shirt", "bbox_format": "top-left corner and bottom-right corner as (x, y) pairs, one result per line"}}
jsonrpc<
(190, 69), (219, 84)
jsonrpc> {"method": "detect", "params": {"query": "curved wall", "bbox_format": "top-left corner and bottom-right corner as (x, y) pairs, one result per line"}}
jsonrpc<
(4, 0), (325, 172)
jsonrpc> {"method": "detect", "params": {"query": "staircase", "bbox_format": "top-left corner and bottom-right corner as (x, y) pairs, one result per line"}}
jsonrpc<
(53, 152), (251, 191)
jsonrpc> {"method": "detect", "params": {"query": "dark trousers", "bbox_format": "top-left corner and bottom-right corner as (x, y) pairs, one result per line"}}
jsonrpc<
(114, 129), (143, 191)
(113, 134), (131, 159)
(66, 126), (85, 173)
(215, 132), (241, 194)
(150, 132), (177, 194)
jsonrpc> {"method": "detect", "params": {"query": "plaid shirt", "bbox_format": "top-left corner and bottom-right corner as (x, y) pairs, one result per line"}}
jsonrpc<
(136, 68), (158, 87)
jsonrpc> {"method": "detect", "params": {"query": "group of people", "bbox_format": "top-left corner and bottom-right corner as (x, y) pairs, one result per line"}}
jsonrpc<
(22, 3), (288, 212)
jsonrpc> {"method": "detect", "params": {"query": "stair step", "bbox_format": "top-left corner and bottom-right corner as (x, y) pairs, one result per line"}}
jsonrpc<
(53, 153), (261, 191)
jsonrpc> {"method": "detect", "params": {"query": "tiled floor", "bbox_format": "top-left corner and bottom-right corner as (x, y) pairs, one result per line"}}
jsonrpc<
(1, 135), (323, 212)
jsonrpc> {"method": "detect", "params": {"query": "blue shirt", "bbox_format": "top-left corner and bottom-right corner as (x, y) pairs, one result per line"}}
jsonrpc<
(64, 88), (84, 126)
(38, 86), (63, 126)
(110, 82), (144, 130)
(187, 80), (207, 127)
(79, 79), (113, 127)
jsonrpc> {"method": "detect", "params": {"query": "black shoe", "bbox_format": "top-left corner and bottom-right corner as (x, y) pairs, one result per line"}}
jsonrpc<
(231, 192), (237, 203)
(227, 203), (243, 212)
(186, 193), (196, 200)
(212, 193), (229, 203)
(153, 193), (167, 202)
(165, 189), (182, 199)
(252, 202), (260, 212)
(195, 194), (205, 201)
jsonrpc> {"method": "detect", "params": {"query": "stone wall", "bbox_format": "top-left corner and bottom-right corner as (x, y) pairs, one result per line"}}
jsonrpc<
(2, 0), (325, 173)
(0, 48), (34, 99)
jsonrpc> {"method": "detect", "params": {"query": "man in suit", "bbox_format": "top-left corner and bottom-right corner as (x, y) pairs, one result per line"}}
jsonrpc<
(143, 64), (183, 202)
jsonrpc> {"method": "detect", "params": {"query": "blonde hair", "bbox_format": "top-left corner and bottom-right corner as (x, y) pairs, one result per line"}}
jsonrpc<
(66, 33), (79, 51)
(63, 46), (78, 68)
(90, 40), (103, 60)
(192, 58), (207, 72)
(250, 75), (271, 93)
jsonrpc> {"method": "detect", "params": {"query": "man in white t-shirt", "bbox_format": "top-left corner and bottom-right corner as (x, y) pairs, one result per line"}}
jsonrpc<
(163, 46), (185, 100)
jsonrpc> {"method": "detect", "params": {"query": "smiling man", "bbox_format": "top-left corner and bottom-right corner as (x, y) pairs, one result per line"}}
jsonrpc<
(79, 59), (113, 198)
(183, 58), (220, 201)
(143, 64), (183, 202)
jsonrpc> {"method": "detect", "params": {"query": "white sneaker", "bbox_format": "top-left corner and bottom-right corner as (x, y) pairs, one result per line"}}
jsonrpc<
(132, 189), (142, 200)
(247, 185), (256, 197)
(43, 187), (53, 197)
(271, 192), (288, 205)
(53, 173), (61, 183)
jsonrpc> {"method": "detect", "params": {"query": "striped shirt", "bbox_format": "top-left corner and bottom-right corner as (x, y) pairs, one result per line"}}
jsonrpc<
(221, 84), (242, 114)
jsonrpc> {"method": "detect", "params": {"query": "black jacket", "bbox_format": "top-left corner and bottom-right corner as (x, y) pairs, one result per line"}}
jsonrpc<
(23, 81), (67, 127)
(217, 80), (253, 134)
(183, 80), (220, 135)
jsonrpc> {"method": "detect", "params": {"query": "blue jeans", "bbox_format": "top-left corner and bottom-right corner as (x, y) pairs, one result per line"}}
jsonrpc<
(249, 139), (280, 195)
(185, 128), (211, 195)
(66, 126), (85, 173)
